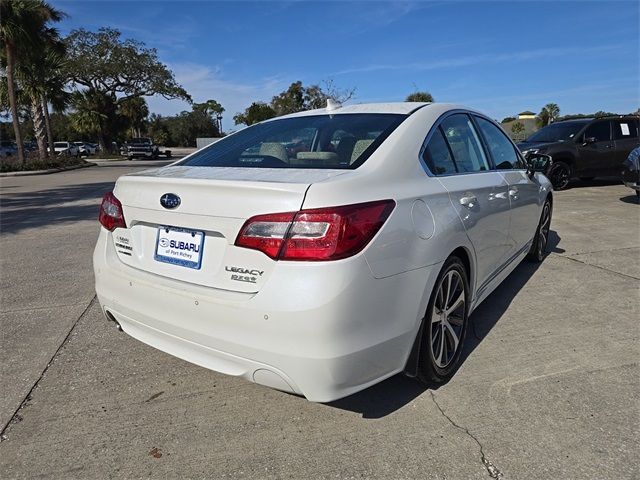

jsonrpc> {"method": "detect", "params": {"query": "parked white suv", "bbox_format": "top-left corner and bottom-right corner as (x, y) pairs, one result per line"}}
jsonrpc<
(94, 102), (553, 402)
(54, 141), (80, 157)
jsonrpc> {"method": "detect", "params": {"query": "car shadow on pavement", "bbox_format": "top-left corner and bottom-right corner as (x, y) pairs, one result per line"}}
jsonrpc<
(0, 181), (115, 235)
(565, 177), (621, 190)
(329, 230), (561, 419)
(620, 194), (640, 204)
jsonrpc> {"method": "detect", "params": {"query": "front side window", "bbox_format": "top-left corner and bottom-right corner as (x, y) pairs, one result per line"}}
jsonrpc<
(584, 121), (611, 142)
(475, 117), (525, 169)
(613, 119), (639, 140)
(180, 114), (406, 169)
(439, 114), (490, 173)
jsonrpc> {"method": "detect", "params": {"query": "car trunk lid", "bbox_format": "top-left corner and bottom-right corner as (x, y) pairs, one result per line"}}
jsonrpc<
(110, 166), (346, 293)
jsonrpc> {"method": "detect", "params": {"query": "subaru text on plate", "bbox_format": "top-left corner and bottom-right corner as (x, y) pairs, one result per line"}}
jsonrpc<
(94, 102), (553, 402)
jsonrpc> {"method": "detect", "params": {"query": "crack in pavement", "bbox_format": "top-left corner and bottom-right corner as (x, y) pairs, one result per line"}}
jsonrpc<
(0, 295), (97, 440)
(565, 246), (638, 256)
(552, 253), (640, 281)
(0, 301), (89, 314)
(430, 392), (503, 479)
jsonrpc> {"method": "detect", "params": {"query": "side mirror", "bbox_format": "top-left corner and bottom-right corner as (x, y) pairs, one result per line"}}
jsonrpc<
(583, 136), (597, 145)
(526, 153), (552, 178)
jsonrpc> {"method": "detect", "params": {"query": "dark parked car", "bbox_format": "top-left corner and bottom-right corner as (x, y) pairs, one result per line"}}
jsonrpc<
(518, 116), (640, 189)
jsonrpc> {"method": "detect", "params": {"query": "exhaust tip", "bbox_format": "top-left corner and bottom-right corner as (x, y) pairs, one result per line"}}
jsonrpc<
(104, 310), (122, 331)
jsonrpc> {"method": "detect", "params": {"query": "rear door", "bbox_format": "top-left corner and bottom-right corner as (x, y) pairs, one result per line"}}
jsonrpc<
(426, 113), (511, 289)
(612, 119), (640, 171)
(473, 116), (541, 257)
(576, 120), (614, 176)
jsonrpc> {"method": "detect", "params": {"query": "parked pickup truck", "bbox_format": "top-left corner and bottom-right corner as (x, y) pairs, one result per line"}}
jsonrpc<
(121, 138), (171, 159)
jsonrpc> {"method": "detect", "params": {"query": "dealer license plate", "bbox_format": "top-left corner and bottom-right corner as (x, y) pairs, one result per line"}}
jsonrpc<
(154, 226), (204, 269)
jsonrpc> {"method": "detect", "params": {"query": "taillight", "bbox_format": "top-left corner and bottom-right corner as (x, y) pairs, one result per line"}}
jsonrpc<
(235, 200), (395, 261)
(98, 191), (126, 231)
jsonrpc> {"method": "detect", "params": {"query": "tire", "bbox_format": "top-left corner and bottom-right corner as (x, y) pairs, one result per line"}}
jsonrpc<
(548, 160), (571, 190)
(417, 256), (470, 384)
(527, 198), (552, 262)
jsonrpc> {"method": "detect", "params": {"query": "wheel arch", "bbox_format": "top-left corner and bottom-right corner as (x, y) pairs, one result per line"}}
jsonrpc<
(404, 245), (475, 377)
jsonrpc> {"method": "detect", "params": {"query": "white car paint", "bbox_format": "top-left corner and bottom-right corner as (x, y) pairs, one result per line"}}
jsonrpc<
(54, 141), (79, 157)
(94, 102), (552, 402)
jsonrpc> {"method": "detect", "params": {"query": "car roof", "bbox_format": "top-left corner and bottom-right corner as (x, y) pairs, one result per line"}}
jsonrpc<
(273, 102), (431, 120)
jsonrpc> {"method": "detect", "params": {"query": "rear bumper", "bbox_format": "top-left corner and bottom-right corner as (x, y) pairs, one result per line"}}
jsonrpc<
(93, 230), (438, 402)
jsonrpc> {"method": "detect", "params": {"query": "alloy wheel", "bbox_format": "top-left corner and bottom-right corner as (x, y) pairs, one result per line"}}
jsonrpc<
(550, 163), (570, 190)
(538, 203), (551, 257)
(430, 269), (466, 368)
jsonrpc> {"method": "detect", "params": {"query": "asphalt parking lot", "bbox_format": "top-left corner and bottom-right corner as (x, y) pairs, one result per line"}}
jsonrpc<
(0, 163), (638, 479)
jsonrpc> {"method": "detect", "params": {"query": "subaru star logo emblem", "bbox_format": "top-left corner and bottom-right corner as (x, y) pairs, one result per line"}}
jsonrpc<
(160, 193), (181, 209)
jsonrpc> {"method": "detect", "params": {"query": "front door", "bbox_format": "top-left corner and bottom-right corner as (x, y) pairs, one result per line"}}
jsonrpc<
(472, 116), (541, 256)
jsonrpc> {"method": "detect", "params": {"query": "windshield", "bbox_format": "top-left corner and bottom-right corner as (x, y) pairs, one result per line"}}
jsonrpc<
(180, 114), (406, 169)
(130, 138), (150, 144)
(526, 121), (586, 143)
(54, 142), (67, 147)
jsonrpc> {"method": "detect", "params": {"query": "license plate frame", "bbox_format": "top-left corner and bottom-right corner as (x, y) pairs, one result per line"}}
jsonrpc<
(154, 226), (205, 270)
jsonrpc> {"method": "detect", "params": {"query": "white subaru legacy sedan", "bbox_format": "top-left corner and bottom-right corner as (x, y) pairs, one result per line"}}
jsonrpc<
(94, 102), (553, 402)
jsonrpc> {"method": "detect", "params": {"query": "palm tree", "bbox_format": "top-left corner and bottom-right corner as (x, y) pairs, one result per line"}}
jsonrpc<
(539, 103), (561, 126)
(17, 31), (67, 159)
(119, 96), (149, 138)
(69, 90), (108, 140)
(0, 0), (63, 164)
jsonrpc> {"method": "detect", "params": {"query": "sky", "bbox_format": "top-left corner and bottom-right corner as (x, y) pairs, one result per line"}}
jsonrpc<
(54, 0), (639, 130)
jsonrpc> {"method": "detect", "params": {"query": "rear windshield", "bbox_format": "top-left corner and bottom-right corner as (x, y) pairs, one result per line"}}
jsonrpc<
(180, 113), (406, 169)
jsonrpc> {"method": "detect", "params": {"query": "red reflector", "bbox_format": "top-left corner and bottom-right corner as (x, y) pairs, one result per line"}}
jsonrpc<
(235, 200), (395, 261)
(98, 191), (126, 231)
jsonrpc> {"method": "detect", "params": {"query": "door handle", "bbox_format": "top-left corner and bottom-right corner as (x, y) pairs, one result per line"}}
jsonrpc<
(459, 195), (477, 208)
(509, 187), (519, 200)
(488, 191), (507, 200)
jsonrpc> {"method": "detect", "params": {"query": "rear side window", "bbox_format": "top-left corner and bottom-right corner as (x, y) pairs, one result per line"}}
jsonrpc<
(180, 114), (406, 170)
(613, 119), (639, 140)
(474, 117), (525, 169)
(423, 128), (457, 175)
(439, 114), (490, 173)
(584, 121), (611, 142)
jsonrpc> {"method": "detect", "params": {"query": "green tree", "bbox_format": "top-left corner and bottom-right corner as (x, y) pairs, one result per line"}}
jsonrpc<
(405, 91), (434, 102)
(69, 90), (109, 139)
(147, 113), (169, 146)
(538, 103), (560, 127)
(64, 28), (191, 150)
(193, 99), (225, 133)
(119, 97), (149, 138)
(270, 80), (355, 116)
(501, 116), (516, 123)
(0, 0), (63, 164)
(511, 121), (525, 139)
(233, 102), (277, 126)
(15, 27), (67, 159)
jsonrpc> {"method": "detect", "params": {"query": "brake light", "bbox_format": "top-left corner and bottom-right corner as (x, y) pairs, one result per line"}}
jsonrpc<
(235, 200), (395, 261)
(98, 191), (126, 231)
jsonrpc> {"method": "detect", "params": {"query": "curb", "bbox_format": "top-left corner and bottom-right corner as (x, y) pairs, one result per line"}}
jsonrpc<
(0, 162), (97, 178)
